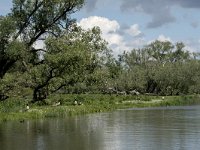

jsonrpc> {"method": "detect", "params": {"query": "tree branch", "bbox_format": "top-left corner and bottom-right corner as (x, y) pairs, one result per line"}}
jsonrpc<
(14, 1), (44, 40)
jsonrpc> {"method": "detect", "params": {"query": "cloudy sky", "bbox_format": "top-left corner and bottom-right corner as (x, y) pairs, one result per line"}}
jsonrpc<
(1, 0), (200, 56)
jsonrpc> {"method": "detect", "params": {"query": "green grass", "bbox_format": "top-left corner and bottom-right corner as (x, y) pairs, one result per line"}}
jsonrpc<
(0, 94), (200, 122)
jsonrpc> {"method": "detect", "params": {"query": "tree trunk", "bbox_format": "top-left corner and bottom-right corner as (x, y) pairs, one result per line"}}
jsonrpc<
(32, 87), (47, 103)
(0, 59), (16, 79)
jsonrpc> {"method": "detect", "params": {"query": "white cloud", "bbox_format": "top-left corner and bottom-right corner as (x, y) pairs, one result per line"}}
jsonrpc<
(147, 34), (171, 45)
(157, 34), (171, 42)
(79, 16), (200, 55)
(148, 36), (200, 53)
(79, 16), (126, 56)
(78, 16), (146, 57)
(185, 45), (195, 52)
(128, 38), (146, 48)
(33, 40), (45, 60)
(126, 24), (142, 37)
(105, 33), (123, 45)
(79, 16), (120, 33)
(33, 40), (45, 50)
(184, 39), (200, 53)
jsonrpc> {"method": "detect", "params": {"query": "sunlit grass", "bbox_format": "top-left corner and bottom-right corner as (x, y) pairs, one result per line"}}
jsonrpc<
(0, 94), (200, 122)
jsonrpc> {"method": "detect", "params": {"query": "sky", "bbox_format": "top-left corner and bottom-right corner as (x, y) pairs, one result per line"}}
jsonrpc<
(1, 0), (200, 56)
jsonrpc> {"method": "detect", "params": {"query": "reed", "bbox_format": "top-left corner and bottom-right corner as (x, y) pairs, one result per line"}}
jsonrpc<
(0, 94), (199, 122)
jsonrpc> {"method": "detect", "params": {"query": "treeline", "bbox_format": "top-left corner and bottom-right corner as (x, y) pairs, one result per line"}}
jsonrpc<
(106, 41), (200, 96)
(0, 0), (200, 103)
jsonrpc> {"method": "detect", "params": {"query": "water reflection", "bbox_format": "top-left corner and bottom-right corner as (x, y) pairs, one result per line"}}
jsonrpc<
(1, 106), (200, 150)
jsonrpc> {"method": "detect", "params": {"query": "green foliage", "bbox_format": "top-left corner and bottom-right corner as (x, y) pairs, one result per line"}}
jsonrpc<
(0, 97), (28, 113)
(1, 0), (200, 103)
(11, 0), (84, 45)
(0, 72), (31, 99)
(0, 0), (86, 101)
(27, 26), (108, 101)
(119, 40), (200, 95)
(1, 94), (200, 122)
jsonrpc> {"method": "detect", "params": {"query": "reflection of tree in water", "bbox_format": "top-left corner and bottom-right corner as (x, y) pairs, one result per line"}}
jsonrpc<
(0, 117), (105, 150)
(1, 107), (200, 150)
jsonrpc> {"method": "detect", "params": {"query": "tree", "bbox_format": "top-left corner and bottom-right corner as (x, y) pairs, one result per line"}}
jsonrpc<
(0, 0), (85, 100)
(27, 26), (108, 102)
(145, 40), (174, 63)
(0, 0), (84, 79)
(120, 40), (195, 95)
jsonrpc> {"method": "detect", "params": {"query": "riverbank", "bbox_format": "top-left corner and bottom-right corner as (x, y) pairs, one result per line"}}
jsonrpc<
(0, 94), (200, 122)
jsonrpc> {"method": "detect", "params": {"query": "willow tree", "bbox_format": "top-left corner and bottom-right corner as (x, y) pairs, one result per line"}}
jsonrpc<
(0, 0), (84, 79)
(120, 40), (193, 95)
(28, 26), (108, 102)
(0, 0), (84, 100)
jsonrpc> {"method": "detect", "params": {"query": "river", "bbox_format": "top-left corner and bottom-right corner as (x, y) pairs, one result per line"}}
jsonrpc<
(1, 105), (200, 150)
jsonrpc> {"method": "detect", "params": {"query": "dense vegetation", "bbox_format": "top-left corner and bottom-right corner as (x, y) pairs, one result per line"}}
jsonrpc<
(1, 0), (200, 107)
(1, 94), (200, 121)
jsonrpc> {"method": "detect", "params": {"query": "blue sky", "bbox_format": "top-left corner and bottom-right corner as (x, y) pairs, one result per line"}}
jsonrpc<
(1, 0), (200, 55)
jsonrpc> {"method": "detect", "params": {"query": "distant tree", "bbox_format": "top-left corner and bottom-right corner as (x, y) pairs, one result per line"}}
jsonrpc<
(120, 40), (196, 95)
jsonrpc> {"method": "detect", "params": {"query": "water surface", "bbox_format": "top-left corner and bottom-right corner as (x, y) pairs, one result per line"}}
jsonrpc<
(1, 105), (200, 150)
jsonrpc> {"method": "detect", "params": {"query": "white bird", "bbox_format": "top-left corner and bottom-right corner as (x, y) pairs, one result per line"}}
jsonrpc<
(26, 104), (30, 111)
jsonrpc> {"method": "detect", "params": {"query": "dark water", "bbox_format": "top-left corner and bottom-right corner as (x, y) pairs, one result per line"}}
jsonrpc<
(1, 106), (200, 150)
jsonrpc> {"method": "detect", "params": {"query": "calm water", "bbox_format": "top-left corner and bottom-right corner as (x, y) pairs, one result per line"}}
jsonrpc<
(1, 106), (200, 150)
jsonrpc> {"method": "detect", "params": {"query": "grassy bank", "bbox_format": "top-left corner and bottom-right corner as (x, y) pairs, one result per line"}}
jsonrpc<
(0, 94), (200, 122)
